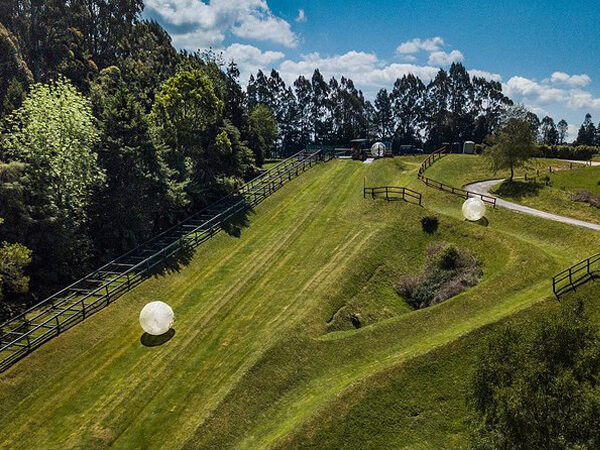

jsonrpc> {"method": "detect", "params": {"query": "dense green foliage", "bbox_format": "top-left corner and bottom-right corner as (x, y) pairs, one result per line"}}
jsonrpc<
(486, 118), (537, 180)
(0, 218), (31, 315)
(1, 78), (103, 292)
(537, 143), (598, 161)
(470, 303), (600, 449)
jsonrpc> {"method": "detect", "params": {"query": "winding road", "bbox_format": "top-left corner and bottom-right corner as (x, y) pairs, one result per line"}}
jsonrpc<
(464, 160), (600, 232)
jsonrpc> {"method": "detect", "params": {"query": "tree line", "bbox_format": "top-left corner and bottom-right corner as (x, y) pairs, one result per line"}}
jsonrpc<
(0, 0), (278, 317)
(0, 0), (598, 318)
(247, 64), (514, 154)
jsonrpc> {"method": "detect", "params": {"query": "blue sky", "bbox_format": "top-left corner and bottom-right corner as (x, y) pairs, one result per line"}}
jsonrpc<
(144, 0), (600, 139)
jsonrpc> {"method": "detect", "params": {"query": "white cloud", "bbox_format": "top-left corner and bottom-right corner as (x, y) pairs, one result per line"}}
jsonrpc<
(468, 69), (502, 82)
(396, 37), (444, 54)
(550, 72), (591, 88)
(567, 123), (579, 140)
(220, 43), (285, 81)
(505, 76), (566, 104)
(277, 51), (441, 96)
(146, 0), (298, 49)
(504, 75), (600, 119)
(171, 28), (225, 50)
(428, 50), (464, 66)
(401, 54), (417, 62)
(296, 8), (306, 23)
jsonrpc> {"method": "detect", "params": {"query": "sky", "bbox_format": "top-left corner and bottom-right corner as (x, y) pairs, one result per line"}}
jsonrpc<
(143, 0), (600, 140)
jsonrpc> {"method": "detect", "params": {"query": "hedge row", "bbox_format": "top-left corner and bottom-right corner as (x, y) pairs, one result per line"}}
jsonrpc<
(535, 144), (599, 161)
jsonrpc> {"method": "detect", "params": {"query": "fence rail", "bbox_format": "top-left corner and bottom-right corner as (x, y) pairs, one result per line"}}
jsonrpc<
(0, 149), (331, 373)
(552, 252), (600, 298)
(417, 148), (497, 207)
(363, 186), (422, 206)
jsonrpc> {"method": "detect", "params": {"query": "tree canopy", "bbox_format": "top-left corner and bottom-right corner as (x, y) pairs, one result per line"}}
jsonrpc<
(470, 303), (600, 449)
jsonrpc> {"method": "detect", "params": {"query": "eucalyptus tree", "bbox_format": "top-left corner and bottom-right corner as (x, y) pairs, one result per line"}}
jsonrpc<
(539, 115), (559, 145)
(390, 74), (426, 146)
(557, 119), (569, 144)
(373, 88), (394, 140)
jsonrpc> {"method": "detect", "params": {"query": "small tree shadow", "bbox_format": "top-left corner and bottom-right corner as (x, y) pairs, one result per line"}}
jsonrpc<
(141, 328), (175, 347)
(495, 180), (543, 200)
(221, 207), (254, 238)
(150, 245), (196, 277)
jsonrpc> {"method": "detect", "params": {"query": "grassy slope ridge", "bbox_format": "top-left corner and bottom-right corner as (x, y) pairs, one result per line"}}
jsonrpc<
(1, 155), (599, 449)
(492, 165), (600, 226)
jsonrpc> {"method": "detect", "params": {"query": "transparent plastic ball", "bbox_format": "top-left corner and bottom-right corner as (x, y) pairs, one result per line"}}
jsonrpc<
(462, 197), (486, 222)
(139, 301), (174, 335)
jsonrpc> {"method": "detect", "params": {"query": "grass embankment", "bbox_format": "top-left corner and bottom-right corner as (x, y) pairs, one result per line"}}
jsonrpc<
(1, 154), (599, 449)
(492, 165), (600, 225)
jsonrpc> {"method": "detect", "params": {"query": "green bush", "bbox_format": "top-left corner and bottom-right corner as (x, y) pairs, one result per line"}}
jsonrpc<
(536, 144), (598, 161)
(420, 216), (439, 234)
(395, 242), (482, 309)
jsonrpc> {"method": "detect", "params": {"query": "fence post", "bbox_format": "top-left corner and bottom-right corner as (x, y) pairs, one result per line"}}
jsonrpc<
(385, 187), (389, 202)
(569, 268), (573, 287)
(587, 258), (591, 276)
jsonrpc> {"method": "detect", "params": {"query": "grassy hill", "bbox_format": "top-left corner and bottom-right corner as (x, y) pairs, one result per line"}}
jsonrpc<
(492, 165), (600, 225)
(1, 155), (600, 449)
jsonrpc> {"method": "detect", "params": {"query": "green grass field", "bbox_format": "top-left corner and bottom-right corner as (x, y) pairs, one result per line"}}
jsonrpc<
(2, 154), (600, 449)
(492, 165), (600, 225)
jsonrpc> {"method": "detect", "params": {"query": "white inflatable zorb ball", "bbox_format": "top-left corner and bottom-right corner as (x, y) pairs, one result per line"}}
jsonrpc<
(462, 197), (486, 222)
(139, 301), (174, 335)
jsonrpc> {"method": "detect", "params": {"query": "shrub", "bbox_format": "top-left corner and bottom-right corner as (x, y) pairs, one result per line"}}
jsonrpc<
(421, 216), (439, 234)
(433, 244), (461, 270)
(396, 242), (482, 309)
(536, 144), (598, 161)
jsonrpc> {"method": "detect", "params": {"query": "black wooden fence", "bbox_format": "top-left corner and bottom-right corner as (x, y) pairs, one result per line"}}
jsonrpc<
(552, 252), (600, 298)
(0, 149), (331, 373)
(363, 186), (422, 206)
(417, 148), (497, 207)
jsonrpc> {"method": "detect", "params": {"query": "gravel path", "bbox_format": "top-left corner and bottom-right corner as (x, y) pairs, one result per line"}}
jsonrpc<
(464, 177), (600, 231)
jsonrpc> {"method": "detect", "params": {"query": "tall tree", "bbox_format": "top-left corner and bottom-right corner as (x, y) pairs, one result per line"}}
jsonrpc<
(1, 77), (104, 293)
(311, 69), (331, 143)
(150, 69), (225, 211)
(576, 113), (596, 145)
(248, 104), (278, 166)
(88, 66), (168, 256)
(426, 69), (452, 148)
(485, 117), (536, 181)
(391, 74), (426, 146)
(373, 88), (394, 140)
(557, 119), (569, 144)
(539, 115), (559, 145)
(448, 63), (475, 142)
(293, 75), (312, 148)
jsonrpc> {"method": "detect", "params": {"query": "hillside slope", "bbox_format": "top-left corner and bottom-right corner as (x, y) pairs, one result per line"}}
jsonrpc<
(1, 156), (600, 449)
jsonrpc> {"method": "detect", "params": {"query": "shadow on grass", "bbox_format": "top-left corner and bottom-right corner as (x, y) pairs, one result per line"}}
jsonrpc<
(221, 207), (254, 238)
(141, 328), (175, 347)
(473, 216), (489, 227)
(494, 180), (543, 200)
(151, 206), (255, 277)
